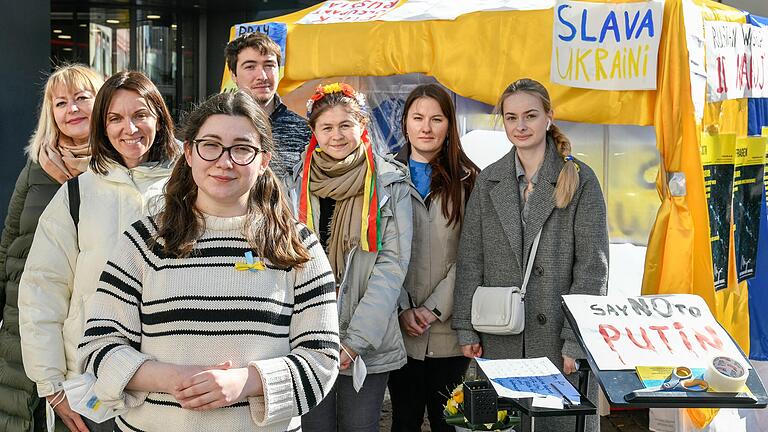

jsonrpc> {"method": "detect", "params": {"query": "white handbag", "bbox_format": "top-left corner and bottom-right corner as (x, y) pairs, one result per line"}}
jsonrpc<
(471, 229), (542, 335)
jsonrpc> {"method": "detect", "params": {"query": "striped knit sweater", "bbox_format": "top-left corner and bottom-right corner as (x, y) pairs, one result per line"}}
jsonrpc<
(77, 214), (339, 432)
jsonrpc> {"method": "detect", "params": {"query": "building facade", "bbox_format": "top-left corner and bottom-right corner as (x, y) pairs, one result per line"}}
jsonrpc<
(0, 0), (316, 218)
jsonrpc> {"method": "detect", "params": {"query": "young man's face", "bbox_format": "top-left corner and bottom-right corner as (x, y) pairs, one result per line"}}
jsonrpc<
(233, 47), (279, 106)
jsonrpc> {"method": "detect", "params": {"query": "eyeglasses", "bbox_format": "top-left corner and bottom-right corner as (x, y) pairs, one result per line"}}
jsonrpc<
(192, 140), (264, 166)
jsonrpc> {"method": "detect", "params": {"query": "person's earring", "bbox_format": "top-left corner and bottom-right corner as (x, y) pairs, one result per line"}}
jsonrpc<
(546, 120), (552, 131)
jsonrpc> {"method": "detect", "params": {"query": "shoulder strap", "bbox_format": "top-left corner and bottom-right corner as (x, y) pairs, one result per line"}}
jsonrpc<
(67, 177), (80, 228)
(520, 228), (543, 296)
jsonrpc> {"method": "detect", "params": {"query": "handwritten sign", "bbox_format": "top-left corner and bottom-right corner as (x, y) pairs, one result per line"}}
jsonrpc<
(563, 294), (747, 371)
(297, 0), (400, 24)
(705, 22), (768, 102)
(232, 22), (287, 61)
(551, 0), (663, 90)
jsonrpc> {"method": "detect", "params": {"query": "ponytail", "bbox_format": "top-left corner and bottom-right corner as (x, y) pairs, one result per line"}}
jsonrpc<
(549, 123), (579, 208)
(495, 78), (581, 208)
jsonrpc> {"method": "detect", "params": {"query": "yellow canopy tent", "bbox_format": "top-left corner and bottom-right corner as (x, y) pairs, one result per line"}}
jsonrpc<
(222, 0), (752, 354)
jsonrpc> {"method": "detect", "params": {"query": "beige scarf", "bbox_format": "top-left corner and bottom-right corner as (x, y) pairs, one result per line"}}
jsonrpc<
(310, 144), (368, 280)
(39, 135), (90, 183)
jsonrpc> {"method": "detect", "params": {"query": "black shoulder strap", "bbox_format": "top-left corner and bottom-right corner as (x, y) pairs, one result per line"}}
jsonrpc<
(67, 177), (80, 228)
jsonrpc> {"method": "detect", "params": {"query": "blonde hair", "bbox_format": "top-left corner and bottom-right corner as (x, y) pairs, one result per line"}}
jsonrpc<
(495, 78), (579, 208)
(26, 64), (104, 162)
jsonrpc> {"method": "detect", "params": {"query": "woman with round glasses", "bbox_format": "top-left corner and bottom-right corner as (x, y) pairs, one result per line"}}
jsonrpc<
(77, 91), (339, 432)
(19, 71), (179, 432)
(192, 139), (264, 165)
(0, 64), (102, 432)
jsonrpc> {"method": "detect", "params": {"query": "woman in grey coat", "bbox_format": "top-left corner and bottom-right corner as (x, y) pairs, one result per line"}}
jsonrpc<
(452, 78), (608, 432)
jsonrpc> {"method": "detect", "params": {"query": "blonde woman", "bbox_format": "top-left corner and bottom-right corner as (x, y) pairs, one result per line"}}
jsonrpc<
(452, 78), (608, 432)
(0, 64), (102, 432)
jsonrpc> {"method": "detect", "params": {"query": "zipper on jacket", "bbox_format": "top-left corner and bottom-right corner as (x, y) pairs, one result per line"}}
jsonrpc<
(336, 245), (358, 314)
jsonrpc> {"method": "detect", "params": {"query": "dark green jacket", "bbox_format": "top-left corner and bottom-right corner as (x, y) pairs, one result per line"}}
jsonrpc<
(0, 160), (61, 432)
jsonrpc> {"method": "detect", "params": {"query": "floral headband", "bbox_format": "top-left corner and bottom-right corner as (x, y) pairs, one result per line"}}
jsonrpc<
(306, 82), (368, 118)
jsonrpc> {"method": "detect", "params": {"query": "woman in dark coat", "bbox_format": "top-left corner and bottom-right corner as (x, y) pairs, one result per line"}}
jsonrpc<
(452, 78), (608, 432)
(0, 64), (102, 432)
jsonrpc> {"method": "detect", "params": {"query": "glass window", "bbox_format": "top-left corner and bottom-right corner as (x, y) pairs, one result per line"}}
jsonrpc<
(137, 10), (177, 116)
(85, 8), (131, 79)
(50, 2), (198, 120)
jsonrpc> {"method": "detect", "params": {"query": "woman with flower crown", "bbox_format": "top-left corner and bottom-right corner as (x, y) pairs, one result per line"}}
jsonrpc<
(288, 82), (412, 431)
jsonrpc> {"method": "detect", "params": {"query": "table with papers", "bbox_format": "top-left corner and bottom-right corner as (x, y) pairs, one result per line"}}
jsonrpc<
(476, 356), (596, 432)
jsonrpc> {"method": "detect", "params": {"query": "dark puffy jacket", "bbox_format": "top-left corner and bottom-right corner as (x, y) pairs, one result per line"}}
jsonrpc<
(0, 160), (61, 431)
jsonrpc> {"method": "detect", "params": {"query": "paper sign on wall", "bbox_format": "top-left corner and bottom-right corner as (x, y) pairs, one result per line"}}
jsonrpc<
(733, 136), (766, 282)
(298, 1), (400, 24)
(551, 0), (663, 90)
(221, 22), (287, 92)
(563, 294), (747, 371)
(705, 22), (768, 102)
(701, 133), (735, 290)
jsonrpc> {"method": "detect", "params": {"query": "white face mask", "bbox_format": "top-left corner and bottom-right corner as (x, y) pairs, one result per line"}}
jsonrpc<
(352, 355), (368, 392)
(46, 401), (55, 432)
(63, 373), (128, 423)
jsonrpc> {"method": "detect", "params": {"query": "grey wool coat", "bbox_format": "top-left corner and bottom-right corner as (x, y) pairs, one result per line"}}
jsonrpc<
(452, 141), (608, 432)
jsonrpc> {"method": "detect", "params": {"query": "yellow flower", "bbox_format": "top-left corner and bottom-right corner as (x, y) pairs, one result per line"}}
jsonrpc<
(446, 398), (459, 415)
(451, 384), (464, 404)
(497, 410), (507, 422)
(323, 83), (342, 94)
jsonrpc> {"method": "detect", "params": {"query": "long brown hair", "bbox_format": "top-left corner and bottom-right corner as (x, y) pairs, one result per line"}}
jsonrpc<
(401, 84), (479, 226)
(156, 91), (310, 267)
(89, 71), (179, 174)
(495, 78), (579, 208)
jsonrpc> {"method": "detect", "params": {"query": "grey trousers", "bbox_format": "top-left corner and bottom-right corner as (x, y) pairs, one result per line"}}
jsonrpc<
(301, 372), (389, 432)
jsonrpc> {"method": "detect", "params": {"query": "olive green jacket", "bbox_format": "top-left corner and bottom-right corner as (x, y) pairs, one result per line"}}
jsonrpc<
(0, 160), (61, 432)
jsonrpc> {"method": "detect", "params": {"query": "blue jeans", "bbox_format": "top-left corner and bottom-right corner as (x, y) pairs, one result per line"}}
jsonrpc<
(301, 372), (389, 432)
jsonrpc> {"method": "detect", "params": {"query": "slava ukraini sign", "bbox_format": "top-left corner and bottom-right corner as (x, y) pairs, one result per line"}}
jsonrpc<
(551, 0), (664, 91)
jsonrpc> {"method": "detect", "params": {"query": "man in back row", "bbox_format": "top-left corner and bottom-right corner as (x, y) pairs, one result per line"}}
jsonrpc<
(225, 32), (311, 180)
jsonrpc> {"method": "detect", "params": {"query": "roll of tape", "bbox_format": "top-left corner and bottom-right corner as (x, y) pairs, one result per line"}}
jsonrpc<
(704, 356), (748, 392)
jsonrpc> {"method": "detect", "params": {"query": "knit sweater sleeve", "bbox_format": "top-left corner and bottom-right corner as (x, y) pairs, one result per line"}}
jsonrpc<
(77, 221), (152, 410)
(247, 226), (339, 426)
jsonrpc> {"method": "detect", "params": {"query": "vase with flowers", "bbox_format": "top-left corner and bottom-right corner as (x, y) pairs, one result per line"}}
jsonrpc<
(443, 384), (520, 431)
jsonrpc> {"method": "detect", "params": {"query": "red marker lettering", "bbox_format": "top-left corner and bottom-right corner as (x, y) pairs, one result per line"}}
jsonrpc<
(694, 325), (724, 351)
(673, 321), (696, 356)
(626, 326), (655, 352)
(649, 325), (674, 353)
(599, 324), (625, 364)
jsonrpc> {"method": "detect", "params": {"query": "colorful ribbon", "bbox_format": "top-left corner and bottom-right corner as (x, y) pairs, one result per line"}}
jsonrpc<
(298, 129), (381, 252)
(235, 251), (265, 272)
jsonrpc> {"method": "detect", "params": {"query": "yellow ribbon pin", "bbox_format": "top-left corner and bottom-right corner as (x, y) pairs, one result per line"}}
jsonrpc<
(235, 251), (265, 272)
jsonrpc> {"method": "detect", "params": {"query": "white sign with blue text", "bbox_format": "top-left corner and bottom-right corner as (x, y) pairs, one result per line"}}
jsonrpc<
(551, 0), (664, 91)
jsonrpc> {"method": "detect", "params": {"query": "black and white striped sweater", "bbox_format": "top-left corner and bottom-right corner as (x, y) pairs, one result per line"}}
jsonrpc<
(77, 214), (339, 432)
